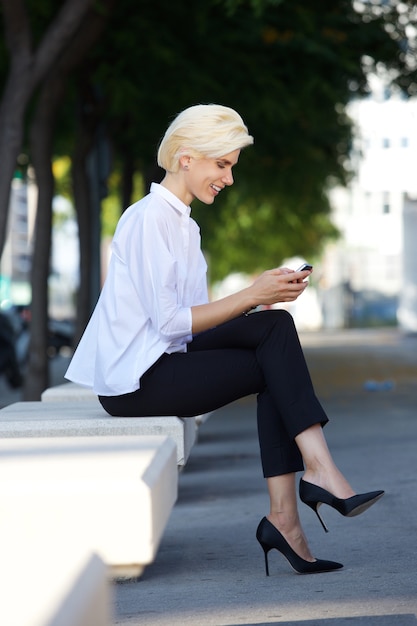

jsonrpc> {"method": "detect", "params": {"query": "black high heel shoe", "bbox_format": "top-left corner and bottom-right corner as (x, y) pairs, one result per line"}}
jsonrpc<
(299, 479), (385, 533)
(256, 517), (343, 575)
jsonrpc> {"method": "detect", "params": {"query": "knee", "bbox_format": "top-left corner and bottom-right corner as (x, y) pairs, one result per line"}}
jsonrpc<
(267, 309), (298, 339)
(274, 309), (293, 321)
(255, 308), (297, 337)
(269, 308), (296, 328)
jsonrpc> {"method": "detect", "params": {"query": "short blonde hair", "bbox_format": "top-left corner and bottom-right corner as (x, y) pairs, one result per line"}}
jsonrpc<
(157, 104), (254, 173)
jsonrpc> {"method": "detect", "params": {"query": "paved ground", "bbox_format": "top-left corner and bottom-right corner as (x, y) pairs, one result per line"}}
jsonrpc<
(111, 328), (417, 626)
(1, 328), (416, 625)
(0, 352), (71, 409)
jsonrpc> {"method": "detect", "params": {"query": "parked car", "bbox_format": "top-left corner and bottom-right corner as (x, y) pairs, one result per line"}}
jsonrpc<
(0, 306), (27, 388)
(0, 304), (75, 388)
(47, 317), (75, 356)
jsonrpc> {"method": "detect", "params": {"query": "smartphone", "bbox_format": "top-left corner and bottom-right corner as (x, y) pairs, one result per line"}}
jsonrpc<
(296, 263), (313, 272)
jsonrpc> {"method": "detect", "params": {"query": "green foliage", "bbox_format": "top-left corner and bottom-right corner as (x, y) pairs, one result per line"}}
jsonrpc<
(0, 7), (7, 82)
(2, 0), (416, 281)
(52, 156), (72, 198)
(101, 170), (144, 237)
(354, 0), (417, 94)
(87, 0), (416, 279)
(193, 183), (339, 281)
(51, 158), (75, 228)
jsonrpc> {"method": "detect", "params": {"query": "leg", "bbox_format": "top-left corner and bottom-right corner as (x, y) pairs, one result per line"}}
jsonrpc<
(257, 390), (316, 561)
(192, 310), (330, 476)
(295, 424), (384, 532)
(267, 473), (316, 562)
(264, 423), (381, 562)
(264, 422), (361, 561)
(99, 346), (264, 417)
(295, 424), (354, 499)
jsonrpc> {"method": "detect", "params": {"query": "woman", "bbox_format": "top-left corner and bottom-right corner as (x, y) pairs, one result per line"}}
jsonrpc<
(66, 104), (384, 575)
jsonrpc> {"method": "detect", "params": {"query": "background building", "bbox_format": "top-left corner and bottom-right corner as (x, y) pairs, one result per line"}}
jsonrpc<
(0, 172), (78, 320)
(0, 172), (36, 307)
(321, 84), (417, 331)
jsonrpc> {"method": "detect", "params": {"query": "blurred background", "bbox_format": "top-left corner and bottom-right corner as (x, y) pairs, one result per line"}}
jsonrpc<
(0, 0), (416, 401)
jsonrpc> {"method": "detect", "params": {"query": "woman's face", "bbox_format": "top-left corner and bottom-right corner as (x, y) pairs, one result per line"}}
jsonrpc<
(183, 149), (240, 205)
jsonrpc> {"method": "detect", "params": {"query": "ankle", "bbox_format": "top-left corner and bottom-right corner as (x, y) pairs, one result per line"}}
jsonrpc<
(266, 515), (315, 562)
(267, 511), (299, 533)
(302, 470), (355, 499)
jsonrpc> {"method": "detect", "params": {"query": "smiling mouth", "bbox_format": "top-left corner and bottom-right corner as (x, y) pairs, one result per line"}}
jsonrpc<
(210, 184), (222, 193)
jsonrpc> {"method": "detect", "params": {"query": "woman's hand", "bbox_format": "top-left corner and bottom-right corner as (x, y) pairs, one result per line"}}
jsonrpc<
(249, 266), (313, 306)
(191, 266), (312, 334)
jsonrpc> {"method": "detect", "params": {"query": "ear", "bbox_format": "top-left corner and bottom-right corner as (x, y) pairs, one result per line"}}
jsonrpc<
(179, 154), (191, 171)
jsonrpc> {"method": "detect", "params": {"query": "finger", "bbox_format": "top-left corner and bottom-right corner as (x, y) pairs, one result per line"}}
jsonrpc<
(286, 273), (310, 285)
(293, 281), (309, 295)
(293, 269), (312, 282)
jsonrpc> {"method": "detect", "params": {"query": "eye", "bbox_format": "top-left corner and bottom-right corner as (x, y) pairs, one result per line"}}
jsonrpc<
(216, 161), (226, 169)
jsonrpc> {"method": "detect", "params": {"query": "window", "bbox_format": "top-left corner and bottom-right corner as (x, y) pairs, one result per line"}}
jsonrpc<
(382, 191), (390, 214)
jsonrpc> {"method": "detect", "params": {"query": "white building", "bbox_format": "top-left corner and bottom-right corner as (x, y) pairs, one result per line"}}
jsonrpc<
(321, 86), (417, 331)
(1, 173), (78, 319)
(0, 174), (37, 307)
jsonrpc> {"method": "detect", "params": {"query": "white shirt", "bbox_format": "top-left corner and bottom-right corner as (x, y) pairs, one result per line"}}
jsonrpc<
(65, 183), (208, 395)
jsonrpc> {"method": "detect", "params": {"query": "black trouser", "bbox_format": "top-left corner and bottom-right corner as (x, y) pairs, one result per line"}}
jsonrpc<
(99, 310), (328, 477)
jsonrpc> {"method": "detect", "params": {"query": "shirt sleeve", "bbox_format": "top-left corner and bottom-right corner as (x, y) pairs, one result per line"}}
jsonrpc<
(112, 205), (192, 344)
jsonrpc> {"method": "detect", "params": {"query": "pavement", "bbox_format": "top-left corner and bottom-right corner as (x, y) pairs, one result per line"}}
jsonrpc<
(1, 328), (417, 625)
(0, 352), (72, 409)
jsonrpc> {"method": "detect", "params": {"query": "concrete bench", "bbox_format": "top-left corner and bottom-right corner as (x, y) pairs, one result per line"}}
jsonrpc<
(41, 381), (97, 402)
(0, 549), (109, 626)
(0, 434), (177, 580)
(41, 382), (211, 426)
(0, 400), (196, 467)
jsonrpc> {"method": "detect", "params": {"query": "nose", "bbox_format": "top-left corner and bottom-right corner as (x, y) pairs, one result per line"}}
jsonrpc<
(222, 170), (234, 186)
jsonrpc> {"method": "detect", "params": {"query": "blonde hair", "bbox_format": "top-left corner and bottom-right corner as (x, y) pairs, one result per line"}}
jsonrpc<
(157, 104), (254, 173)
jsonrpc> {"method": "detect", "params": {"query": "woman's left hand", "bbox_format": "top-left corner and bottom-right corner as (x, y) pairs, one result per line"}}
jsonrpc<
(249, 266), (312, 306)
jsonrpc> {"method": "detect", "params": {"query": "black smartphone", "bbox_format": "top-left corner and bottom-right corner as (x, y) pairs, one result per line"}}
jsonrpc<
(296, 263), (313, 272)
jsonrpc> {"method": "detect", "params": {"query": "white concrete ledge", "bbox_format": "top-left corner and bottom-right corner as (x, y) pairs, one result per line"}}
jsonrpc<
(0, 401), (196, 466)
(0, 435), (177, 580)
(41, 382), (96, 402)
(41, 382), (211, 429)
(0, 550), (109, 626)
(195, 411), (212, 426)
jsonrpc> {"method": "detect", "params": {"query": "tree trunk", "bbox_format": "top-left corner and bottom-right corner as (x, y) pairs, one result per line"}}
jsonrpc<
(144, 162), (164, 196)
(21, 0), (115, 398)
(71, 81), (113, 345)
(72, 106), (96, 347)
(121, 152), (135, 211)
(24, 88), (57, 399)
(0, 0), (95, 259)
(0, 66), (33, 257)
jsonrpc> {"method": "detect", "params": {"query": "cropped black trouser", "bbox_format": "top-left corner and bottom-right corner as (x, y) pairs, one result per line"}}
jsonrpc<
(99, 310), (328, 477)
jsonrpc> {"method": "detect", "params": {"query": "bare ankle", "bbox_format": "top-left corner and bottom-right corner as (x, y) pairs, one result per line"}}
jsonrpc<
(268, 511), (299, 533)
(302, 469), (355, 499)
(267, 514), (315, 562)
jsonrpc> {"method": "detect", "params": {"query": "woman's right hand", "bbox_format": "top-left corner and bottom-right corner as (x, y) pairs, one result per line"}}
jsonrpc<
(191, 266), (312, 334)
(249, 266), (313, 306)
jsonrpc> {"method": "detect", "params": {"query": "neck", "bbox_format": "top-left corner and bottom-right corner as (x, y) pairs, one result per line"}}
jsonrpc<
(160, 172), (192, 206)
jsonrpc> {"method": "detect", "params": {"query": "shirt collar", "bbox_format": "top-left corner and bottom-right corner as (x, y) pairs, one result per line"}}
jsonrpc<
(150, 182), (191, 217)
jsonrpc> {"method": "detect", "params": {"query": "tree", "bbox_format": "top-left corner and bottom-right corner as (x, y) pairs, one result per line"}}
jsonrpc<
(92, 0), (417, 279)
(0, 0), (95, 260)
(23, 0), (114, 399)
(1, 0), (416, 398)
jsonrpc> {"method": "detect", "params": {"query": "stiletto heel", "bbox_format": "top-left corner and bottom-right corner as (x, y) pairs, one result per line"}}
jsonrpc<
(299, 479), (384, 532)
(262, 543), (270, 577)
(311, 504), (329, 533)
(256, 517), (343, 575)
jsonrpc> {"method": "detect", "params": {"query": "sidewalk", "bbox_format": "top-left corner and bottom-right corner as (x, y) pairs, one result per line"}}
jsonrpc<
(0, 353), (70, 409)
(112, 328), (417, 626)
